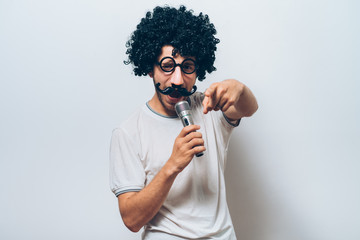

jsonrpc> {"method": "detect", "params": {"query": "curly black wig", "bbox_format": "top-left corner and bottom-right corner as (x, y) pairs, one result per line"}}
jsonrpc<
(124, 5), (220, 81)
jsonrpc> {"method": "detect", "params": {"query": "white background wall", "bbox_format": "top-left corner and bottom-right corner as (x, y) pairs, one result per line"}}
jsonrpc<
(0, 0), (359, 239)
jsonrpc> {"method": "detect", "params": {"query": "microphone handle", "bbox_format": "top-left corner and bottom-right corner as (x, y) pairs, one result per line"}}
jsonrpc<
(181, 115), (204, 157)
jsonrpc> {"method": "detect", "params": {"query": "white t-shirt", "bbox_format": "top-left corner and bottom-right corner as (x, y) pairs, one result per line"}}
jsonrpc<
(110, 92), (239, 239)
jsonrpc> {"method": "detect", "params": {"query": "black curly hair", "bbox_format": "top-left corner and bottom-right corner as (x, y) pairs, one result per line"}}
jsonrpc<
(124, 5), (220, 81)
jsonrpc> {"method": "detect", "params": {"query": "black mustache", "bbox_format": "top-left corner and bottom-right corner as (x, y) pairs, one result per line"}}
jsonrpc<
(155, 83), (197, 96)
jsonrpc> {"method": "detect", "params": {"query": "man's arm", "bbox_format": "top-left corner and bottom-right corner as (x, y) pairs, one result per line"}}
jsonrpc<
(118, 125), (205, 232)
(202, 79), (258, 120)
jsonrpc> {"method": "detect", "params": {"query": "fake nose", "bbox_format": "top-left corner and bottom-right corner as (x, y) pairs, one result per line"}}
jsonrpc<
(170, 65), (184, 86)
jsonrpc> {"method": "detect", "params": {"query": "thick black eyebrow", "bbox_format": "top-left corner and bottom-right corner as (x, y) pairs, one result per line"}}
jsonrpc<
(172, 48), (179, 56)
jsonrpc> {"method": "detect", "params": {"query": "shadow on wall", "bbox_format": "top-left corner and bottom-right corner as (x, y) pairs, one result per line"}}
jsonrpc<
(225, 131), (314, 240)
(225, 133), (270, 240)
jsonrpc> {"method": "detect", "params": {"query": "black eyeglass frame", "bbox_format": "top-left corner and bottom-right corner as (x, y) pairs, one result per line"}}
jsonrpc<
(156, 57), (198, 74)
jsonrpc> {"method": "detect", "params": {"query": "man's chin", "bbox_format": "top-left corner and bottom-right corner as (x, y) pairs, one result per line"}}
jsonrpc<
(156, 92), (178, 116)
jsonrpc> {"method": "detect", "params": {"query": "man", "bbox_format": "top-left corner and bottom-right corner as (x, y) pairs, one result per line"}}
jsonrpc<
(110, 5), (258, 240)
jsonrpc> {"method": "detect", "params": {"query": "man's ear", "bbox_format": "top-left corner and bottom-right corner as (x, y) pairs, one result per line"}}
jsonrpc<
(148, 72), (153, 78)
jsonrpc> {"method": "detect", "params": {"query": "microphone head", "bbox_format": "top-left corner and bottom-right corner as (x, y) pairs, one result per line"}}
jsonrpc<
(175, 101), (190, 116)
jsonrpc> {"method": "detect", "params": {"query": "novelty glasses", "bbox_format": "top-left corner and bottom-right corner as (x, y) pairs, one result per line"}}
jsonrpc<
(156, 57), (197, 74)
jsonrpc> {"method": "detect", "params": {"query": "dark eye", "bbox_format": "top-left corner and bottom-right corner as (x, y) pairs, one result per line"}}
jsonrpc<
(183, 64), (194, 70)
(161, 60), (174, 71)
(163, 63), (174, 69)
(182, 61), (195, 73)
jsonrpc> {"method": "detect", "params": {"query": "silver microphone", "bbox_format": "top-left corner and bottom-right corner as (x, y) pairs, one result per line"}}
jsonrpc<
(175, 101), (204, 157)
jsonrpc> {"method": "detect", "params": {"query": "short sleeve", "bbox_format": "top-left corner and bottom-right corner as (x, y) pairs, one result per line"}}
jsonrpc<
(109, 127), (145, 197)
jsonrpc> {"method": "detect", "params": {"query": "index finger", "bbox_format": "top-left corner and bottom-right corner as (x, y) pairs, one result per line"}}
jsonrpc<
(179, 125), (200, 137)
(203, 84), (218, 113)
